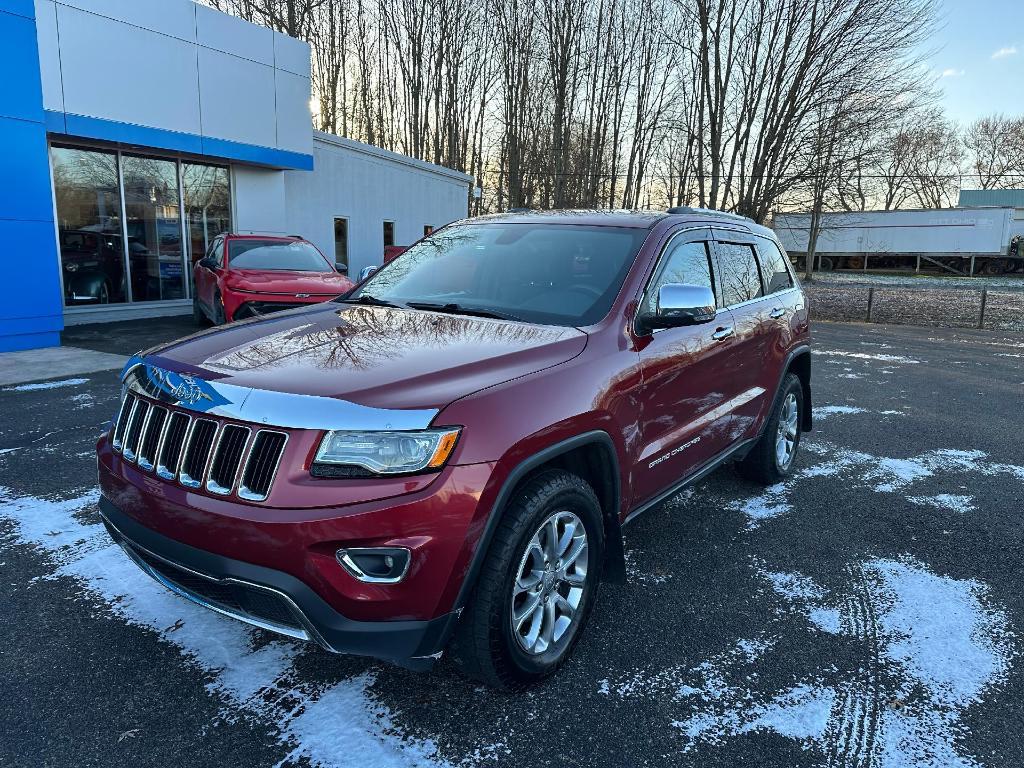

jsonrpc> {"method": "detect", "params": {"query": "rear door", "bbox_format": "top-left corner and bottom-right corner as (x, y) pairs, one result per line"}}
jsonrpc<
(710, 230), (784, 443)
(633, 227), (738, 504)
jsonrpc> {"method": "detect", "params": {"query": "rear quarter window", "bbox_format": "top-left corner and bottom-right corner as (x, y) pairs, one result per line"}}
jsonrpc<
(757, 238), (795, 294)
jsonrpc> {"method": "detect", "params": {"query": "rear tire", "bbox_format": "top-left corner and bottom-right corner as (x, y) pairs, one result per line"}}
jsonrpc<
(452, 470), (604, 690)
(737, 373), (804, 485)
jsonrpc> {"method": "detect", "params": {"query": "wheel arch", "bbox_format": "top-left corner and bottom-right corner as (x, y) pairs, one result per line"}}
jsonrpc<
(785, 346), (813, 432)
(453, 431), (626, 618)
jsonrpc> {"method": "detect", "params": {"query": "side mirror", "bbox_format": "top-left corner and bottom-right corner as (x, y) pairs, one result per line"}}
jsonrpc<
(641, 283), (717, 331)
(357, 265), (379, 282)
(198, 256), (216, 270)
(335, 261), (348, 275)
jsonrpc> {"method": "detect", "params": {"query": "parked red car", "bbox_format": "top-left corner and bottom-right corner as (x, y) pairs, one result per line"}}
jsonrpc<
(193, 234), (354, 324)
(98, 209), (811, 689)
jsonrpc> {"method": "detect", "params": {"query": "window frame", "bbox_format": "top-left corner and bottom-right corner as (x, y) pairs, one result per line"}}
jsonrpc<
(711, 233), (768, 310)
(753, 235), (796, 296)
(52, 139), (233, 308)
(633, 225), (718, 336)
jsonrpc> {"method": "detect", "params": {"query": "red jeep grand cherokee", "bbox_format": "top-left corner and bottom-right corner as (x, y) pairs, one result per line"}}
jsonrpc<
(97, 209), (811, 689)
(193, 234), (354, 324)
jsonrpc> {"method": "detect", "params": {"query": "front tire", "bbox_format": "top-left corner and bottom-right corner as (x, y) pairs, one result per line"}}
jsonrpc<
(737, 373), (804, 484)
(453, 470), (604, 690)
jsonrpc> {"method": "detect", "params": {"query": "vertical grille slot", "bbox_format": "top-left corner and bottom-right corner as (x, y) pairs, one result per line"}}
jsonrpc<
(206, 425), (250, 495)
(122, 400), (150, 462)
(137, 407), (167, 471)
(180, 419), (218, 488)
(156, 412), (191, 480)
(239, 431), (287, 502)
(112, 393), (137, 452)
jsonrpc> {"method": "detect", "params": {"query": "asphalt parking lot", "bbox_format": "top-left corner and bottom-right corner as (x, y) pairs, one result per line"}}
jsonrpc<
(1, 318), (1023, 768)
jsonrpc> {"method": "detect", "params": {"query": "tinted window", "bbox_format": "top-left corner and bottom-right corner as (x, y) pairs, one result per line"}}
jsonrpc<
(757, 238), (794, 294)
(717, 243), (764, 306)
(352, 223), (648, 327)
(645, 240), (715, 314)
(228, 240), (332, 272)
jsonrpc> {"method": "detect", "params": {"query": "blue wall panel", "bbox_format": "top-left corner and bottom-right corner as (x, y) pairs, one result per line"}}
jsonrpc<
(0, 118), (54, 222)
(0, 0), (34, 20)
(0, 10), (45, 123)
(0, 7), (62, 353)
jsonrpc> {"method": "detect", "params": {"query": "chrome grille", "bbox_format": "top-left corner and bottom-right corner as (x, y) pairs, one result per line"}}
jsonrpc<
(111, 395), (287, 503)
(239, 431), (288, 502)
(207, 425), (250, 495)
(122, 399), (150, 461)
(180, 419), (217, 488)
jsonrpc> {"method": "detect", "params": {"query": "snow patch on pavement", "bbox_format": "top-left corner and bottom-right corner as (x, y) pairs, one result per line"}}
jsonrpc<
(604, 558), (1015, 765)
(2, 377), (89, 392)
(907, 494), (977, 514)
(814, 349), (921, 364)
(814, 405), (866, 420)
(0, 486), (451, 768)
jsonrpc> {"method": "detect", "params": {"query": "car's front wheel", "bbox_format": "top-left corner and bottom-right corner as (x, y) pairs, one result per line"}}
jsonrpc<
(453, 470), (604, 689)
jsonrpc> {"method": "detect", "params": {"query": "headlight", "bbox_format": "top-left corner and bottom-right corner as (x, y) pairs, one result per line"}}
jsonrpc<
(313, 428), (461, 476)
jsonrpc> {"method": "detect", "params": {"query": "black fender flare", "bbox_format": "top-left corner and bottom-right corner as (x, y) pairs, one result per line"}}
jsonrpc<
(452, 430), (626, 619)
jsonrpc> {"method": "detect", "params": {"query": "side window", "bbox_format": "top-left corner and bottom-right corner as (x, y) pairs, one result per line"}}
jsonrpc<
(757, 239), (794, 294)
(717, 242), (764, 306)
(645, 239), (715, 314)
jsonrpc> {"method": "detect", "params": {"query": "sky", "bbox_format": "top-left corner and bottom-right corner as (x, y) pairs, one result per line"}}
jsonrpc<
(927, 0), (1024, 124)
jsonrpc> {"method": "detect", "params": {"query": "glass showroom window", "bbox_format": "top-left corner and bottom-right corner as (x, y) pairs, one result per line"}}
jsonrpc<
(183, 163), (231, 265)
(121, 154), (186, 302)
(52, 146), (128, 306)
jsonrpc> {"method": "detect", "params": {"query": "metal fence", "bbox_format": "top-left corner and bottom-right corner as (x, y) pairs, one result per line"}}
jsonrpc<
(804, 284), (1024, 331)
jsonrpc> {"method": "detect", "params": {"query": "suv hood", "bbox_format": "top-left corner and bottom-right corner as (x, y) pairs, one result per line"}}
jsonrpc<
(144, 303), (587, 411)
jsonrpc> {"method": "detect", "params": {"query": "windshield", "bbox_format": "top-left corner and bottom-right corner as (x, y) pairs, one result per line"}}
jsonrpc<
(350, 223), (648, 326)
(228, 239), (332, 272)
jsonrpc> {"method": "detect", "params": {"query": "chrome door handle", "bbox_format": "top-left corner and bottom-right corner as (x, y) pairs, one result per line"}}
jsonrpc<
(711, 326), (734, 341)
(769, 307), (786, 318)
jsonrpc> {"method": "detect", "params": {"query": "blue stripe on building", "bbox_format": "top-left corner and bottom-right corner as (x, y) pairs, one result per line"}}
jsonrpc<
(0, 3), (63, 352)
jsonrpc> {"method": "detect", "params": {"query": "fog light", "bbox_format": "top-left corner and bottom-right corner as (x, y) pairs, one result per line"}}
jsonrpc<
(336, 547), (410, 584)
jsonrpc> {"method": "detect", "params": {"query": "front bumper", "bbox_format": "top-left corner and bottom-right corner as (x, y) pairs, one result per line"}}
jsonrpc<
(99, 497), (456, 670)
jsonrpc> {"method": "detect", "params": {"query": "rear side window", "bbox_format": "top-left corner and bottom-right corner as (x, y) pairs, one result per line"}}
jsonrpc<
(717, 243), (764, 306)
(757, 239), (794, 294)
(645, 240), (715, 313)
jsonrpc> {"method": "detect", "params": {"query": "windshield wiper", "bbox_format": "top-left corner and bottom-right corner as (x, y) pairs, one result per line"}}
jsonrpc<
(342, 294), (409, 309)
(407, 302), (524, 323)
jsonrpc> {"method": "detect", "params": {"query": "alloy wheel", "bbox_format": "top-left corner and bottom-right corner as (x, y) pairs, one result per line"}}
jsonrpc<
(510, 510), (589, 656)
(775, 392), (799, 469)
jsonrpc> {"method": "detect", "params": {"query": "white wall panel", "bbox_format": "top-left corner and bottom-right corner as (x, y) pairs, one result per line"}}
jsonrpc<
(57, 5), (202, 135)
(273, 31), (310, 76)
(59, 0), (196, 42)
(284, 135), (470, 276)
(233, 167), (289, 235)
(198, 47), (276, 149)
(275, 69), (313, 155)
(34, 0), (63, 112)
(196, 3), (273, 65)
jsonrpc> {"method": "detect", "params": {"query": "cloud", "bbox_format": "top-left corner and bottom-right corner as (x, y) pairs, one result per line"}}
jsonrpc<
(940, 68), (965, 78)
(991, 46), (1018, 59)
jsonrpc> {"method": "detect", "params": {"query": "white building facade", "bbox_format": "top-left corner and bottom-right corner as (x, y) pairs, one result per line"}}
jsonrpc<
(0, 0), (471, 350)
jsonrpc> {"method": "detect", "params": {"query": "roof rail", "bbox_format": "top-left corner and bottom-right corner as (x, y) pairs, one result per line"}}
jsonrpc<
(666, 206), (752, 223)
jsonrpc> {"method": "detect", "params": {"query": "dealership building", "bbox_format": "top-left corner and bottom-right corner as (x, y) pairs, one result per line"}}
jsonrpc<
(0, 0), (472, 352)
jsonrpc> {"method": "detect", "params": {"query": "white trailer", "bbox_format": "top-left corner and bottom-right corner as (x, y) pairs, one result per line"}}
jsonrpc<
(772, 208), (1024, 275)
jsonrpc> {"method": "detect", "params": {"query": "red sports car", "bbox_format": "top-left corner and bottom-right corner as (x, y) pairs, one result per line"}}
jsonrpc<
(193, 234), (354, 324)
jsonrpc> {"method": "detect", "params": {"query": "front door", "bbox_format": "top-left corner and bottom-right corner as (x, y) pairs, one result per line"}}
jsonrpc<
(633, 228), (737, 505)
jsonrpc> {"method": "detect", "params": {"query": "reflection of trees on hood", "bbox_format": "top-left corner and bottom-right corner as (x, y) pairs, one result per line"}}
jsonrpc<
(205, 306), (571, 372)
